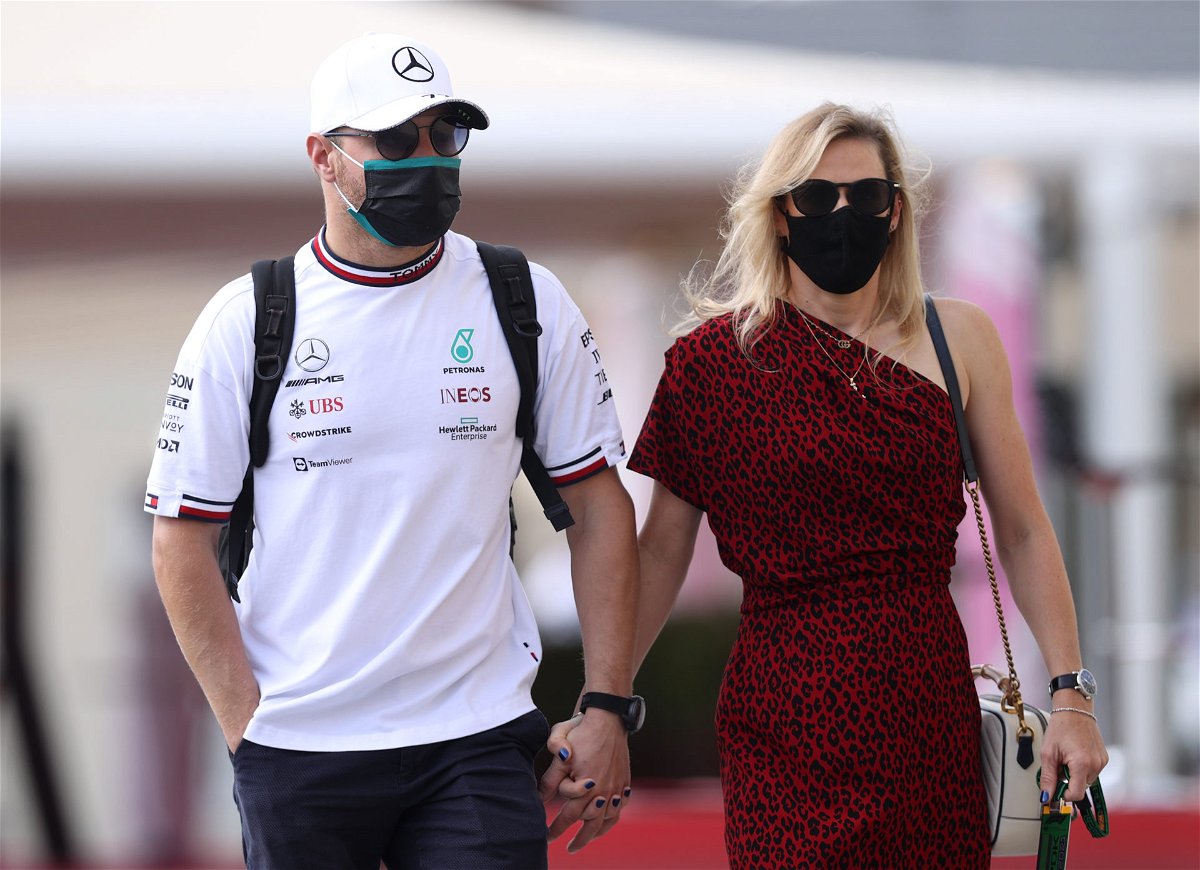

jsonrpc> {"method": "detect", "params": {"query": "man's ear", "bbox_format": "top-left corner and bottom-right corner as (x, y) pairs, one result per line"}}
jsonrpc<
(307, 134), (338, 182)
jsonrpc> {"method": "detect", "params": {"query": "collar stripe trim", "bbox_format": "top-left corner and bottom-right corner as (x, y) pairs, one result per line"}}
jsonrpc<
(311, 236), (444, 286)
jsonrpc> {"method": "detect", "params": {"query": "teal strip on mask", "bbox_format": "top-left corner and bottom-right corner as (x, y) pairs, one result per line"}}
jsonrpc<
(348, 209), (399, 247)
(361, 156), (462, 172)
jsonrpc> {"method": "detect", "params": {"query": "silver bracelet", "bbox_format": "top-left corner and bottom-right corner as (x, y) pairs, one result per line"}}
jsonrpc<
(1051, 706), (1097, 722)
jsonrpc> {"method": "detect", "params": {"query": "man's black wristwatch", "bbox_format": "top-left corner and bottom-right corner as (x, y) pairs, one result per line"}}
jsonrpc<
(1048, 669), (1098, 701)
(579, 692), (646, 734)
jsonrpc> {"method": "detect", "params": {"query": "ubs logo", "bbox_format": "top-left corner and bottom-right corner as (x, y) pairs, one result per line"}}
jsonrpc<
(295, 339), (330, 373)
(291, 397), (345, 418)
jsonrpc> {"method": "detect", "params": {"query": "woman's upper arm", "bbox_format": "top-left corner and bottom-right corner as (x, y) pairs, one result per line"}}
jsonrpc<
(940, 299), (1047, 546)
(639, 481), (703, 565)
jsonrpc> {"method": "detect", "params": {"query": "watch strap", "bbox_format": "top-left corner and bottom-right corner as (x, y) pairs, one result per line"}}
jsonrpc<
(580, 692), (631, 715)
(579, 692), (641, 732)
(1048, 672), (1080, 694)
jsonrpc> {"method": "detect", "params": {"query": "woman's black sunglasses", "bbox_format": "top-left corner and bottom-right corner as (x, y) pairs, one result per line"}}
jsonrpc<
(326, 116), (470, 161)
(784, 178), (900, 218)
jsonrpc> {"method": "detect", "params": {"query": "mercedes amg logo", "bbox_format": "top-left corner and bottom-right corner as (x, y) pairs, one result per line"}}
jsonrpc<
(393, 47), (434, 82)
(295, 338), (330, 372)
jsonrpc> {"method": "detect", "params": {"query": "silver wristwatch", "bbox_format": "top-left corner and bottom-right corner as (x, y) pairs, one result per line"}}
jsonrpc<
(1048, 668), (1097, 701)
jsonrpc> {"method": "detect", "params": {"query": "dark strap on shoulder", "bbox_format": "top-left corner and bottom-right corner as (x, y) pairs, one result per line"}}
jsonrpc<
(476, 241), (574, 533)
(224, 257), (296, 600)
(924, 294), (977, 484)
(249, 257), (296, 467)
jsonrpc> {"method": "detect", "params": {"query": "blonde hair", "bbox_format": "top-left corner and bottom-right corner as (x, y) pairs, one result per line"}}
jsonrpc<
(678, 103), (929, 362)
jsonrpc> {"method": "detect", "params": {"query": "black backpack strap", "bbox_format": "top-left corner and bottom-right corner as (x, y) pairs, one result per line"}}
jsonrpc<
(476, 241), (574, 533)
(924, 294), (978, 484)
(223, 257), (296, 600)
(249, 257), (296, 466)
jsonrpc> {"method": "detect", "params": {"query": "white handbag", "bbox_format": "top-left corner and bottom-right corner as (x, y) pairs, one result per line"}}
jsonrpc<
(976, 663), (1050, 855)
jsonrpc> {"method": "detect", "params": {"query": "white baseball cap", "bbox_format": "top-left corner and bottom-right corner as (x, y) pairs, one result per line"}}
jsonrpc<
(310, 33), (489, 134)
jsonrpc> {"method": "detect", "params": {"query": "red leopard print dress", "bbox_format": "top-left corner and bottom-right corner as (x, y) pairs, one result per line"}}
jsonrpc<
(628, 305), (989, 868)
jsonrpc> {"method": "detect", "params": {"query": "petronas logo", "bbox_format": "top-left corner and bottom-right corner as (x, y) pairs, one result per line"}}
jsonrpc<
(451, 328), (475, 363)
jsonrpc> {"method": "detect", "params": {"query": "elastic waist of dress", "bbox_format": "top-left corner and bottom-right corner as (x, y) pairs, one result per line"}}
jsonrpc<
(739, 571), (950, 613)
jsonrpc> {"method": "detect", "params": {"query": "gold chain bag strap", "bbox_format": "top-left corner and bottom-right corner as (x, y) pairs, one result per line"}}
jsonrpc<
(924, 296), (1049, 856)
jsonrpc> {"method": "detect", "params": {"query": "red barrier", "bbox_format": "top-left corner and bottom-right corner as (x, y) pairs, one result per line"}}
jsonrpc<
(547, 783), (1200, 869)
(3, 783), (1196, 869)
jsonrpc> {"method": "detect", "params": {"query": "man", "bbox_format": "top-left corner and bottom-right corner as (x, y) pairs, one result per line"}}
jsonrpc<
(146, 33), (639, 868)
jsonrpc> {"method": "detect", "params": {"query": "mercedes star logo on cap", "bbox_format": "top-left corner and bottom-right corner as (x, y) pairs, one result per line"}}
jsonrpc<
(295, 339), (331, 372)
(393, 47), (435, 83)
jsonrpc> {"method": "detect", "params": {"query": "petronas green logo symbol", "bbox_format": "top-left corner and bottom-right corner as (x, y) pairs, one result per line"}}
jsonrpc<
(451, 328), (475, 363)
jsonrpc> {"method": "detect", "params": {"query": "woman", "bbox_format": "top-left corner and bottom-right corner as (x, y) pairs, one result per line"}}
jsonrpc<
(621, 104), (1106, 866)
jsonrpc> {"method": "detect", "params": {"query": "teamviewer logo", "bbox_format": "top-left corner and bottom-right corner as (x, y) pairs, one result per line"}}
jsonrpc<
(293, 458), (309, 472)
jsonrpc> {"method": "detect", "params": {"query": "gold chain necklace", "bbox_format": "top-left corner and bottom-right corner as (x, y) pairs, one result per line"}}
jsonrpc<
(804, 315), (861, 349)
(797, 309), (869, 397)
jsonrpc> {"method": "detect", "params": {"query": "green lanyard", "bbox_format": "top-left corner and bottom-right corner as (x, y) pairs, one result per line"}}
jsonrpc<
(1036, 769), (1111, 870)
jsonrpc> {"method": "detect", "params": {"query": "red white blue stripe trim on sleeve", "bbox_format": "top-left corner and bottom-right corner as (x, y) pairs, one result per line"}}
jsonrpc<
(546, 446), (609, 486)
(178, 493), (235, 523)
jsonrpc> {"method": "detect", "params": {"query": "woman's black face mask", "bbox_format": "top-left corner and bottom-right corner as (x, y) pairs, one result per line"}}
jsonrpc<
(780, 179), (897, 295)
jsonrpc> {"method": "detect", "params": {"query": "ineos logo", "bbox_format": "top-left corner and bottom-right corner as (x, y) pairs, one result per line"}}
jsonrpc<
(393, 47), (434, 82)
(295, 339), (330, 372)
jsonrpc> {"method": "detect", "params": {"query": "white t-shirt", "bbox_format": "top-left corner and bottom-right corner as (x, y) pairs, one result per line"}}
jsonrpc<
(145, 230), (625, 751)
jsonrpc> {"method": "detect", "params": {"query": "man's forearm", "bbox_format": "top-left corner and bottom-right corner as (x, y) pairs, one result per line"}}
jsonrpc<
(152, 517), (260, 748)
(562, 471), (638, 696)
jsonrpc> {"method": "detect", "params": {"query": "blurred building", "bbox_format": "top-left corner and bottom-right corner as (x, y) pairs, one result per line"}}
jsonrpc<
(1, 1), (1196, 865)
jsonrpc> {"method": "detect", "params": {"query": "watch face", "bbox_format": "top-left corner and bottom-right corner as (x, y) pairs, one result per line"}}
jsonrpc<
(1077, 669), (1097, 699)
(629, 696), (646, 732)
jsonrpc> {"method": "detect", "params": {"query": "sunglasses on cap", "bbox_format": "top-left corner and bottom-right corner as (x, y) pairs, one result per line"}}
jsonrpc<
(783, 178), (900, 218)
(325, 115), (470, 161)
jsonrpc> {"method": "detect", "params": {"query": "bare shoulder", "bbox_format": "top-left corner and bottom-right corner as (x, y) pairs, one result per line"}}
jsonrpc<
(932, 297), (1007, 364)
(932, 296), (996, 338)
(930, 297), (1018, 415)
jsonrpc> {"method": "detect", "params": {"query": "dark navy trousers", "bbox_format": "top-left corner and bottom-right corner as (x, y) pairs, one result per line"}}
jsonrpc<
(230, 709), (550, 869)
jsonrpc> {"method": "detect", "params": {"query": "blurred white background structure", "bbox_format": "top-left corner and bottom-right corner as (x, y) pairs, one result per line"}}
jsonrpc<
(2, 1), (1197, 866)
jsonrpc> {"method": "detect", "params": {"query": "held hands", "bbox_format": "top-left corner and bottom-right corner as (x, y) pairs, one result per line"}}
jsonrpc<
(1038, 710), (1108, 803)
(539, 711), (631, 853)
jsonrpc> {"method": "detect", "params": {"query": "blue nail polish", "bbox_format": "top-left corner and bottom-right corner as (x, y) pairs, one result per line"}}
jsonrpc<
(612, 798), (621, 807)
(557, 747), (569, 761)
(595, 798), (606, 808)
(584, 780), (595, 789)
(623, 787), (632, 797)
(1040, 789), (1049, 804)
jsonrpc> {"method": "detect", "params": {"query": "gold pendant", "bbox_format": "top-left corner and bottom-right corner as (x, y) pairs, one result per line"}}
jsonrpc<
(837, 339), (851, 349)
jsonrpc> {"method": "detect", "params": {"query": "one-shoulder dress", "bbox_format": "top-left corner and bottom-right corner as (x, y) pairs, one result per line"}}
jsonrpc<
(627, 305), (989, 868)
